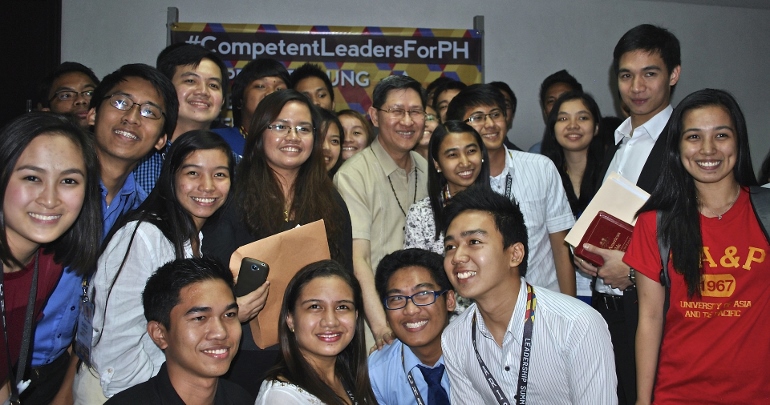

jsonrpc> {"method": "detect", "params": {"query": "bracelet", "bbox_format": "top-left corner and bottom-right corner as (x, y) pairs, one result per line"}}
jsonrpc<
(628, 267), (636, 285)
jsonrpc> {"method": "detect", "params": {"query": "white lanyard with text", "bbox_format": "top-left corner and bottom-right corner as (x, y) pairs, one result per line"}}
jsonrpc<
(471, 283), (536, 405)
(402, 344), (428, 405)
(505, 174), (513, 200)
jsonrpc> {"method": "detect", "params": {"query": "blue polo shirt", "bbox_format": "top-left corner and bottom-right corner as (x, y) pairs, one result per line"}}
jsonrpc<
(368, 339), (450, 405)
(31, 175), (147, 366)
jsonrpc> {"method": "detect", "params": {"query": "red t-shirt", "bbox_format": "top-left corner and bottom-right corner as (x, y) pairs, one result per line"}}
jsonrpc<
(625, 189), (770, 404)
(0, 249), (62, 383)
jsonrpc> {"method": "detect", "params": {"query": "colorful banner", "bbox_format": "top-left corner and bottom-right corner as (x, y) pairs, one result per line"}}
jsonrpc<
(170, 23), (482, 115)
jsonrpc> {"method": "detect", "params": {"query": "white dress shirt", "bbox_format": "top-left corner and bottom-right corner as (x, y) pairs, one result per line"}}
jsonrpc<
(442, 281), (617, 405)
(88, 221), (197, 398)
(596, 105), (672, 295)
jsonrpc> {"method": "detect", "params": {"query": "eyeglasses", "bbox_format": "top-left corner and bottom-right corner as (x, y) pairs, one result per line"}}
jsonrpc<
(464, 109), (505, 124)
(384, 290), (448, 310)
(425, 114), (438, 122)
(377, 107), (426, 121)
(267, 123), (314, 136)
(50, 90), (94, 102)
(104, 94), (164, 120)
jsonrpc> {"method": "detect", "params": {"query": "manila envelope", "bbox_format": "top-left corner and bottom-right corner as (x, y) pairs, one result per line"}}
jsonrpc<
(229, 219), (330, 349)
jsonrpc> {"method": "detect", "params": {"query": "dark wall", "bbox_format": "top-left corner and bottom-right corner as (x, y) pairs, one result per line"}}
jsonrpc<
(0, 0), (61, 127)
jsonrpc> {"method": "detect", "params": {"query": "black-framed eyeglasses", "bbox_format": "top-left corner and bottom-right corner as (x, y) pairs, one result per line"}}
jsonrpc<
(267, 123), (314, 136)
(384, 290), (448, 310)
(104, 94), (165, 120)
(464, 109), (505, 124)
(376, 107), (426, 121)
(50, 90), (94, 102)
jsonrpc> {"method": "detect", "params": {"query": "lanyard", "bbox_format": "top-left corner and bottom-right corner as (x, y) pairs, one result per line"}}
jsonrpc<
(0, 251), (40, 405)
(505, 174), (513, 200)
(402, 345), (427, 405)
(471, 283), (536, 405)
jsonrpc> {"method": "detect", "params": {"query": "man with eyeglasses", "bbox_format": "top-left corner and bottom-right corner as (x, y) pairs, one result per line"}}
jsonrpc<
(334, 75), (429, 352)
(67, 63), (178, 404)
(369, 248), (455, 405)
(38, 62), (100, 129)
(445, 84), (576, 299)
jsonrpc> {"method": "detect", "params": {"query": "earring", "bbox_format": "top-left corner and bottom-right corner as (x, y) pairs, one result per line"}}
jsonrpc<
(481, 159), (484, 163)
(437, 169), (442, 173)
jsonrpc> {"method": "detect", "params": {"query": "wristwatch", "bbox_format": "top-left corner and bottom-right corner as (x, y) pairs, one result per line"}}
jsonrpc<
(628, 267), (636, 285)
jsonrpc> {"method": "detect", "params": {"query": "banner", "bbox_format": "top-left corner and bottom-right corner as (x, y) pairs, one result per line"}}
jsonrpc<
(170, 23), (483, 115)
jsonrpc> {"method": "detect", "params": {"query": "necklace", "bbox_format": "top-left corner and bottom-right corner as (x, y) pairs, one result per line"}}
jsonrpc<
(698, 187), (741, 220)
(387, 168), (418, 217)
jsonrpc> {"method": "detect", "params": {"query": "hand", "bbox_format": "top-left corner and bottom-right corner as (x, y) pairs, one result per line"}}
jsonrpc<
(580, 243), (633, 290)
(368, 326), (395, 354)
(237, 281), (270, 323)
(574, 252), (599, 277)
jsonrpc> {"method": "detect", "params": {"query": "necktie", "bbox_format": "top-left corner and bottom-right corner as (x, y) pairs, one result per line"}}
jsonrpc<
(417, 364), (450, 405)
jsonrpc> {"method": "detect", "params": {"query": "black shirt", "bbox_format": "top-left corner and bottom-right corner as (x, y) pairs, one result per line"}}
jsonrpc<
(105, 363), (254, 405)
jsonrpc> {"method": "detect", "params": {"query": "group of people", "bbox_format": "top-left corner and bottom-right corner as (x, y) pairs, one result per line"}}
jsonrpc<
(1, 20), (769, 405)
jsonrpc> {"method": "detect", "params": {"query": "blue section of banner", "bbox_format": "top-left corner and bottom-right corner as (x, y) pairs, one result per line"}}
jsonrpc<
(208, 23), (226, 33)
(417, 28), (434, 37)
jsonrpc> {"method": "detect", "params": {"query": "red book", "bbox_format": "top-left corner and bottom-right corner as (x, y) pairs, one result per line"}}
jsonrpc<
(574, 211), (634, 267)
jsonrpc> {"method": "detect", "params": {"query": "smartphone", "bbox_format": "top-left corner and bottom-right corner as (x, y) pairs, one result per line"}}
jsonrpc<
(235, 257), (270, 297)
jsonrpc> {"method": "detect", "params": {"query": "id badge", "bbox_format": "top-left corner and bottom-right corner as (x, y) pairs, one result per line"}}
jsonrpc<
(74, 300), (94, 368)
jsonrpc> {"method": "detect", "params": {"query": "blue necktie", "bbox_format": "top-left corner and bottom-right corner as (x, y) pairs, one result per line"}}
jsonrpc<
(417, 364), (450, 405)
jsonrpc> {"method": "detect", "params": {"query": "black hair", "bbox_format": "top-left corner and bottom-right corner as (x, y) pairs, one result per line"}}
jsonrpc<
(37, 62), (100, 109)
(90, 63), (179, 141)
(442, 185), (529, 276)
(156, 43), (230, 107)
(105, 130), (234, 259)
(432, 80), (467, 118)
(0, 112), (101, 273)
(371, 75), (426, 109)
(426, 76), (455, 106)
(598, 116), (624, 151)
(290, 63), (335, 103)
(613, 24), (681, 76)
(445, 84), (507, 122)
(374, 248), (451, 302)
(267, 260), (376, 405)
(488, 81), (517, 117)
(318, 108), (344, 176)
(230, 58), (291, 128)
(541, 91), (605, 215)
(428, 120), (491, 240)
(143, 257), (235, 329)
(538, 70), (583, 111)
(237, 90), (347, 264)
(759, 149), (770, 185)
(639, 89), (757, 298)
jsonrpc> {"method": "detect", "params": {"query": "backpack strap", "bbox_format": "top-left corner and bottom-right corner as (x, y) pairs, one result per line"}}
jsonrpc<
(657, 211), (671, 316)
(749, 186), (770, 244)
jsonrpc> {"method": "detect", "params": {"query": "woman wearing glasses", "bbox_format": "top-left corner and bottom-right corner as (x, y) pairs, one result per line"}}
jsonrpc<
(256, 260), (375, 404)
(75, 130), (233, 403)
(413, 106), (439, 161)
(203, 90), (353, 397)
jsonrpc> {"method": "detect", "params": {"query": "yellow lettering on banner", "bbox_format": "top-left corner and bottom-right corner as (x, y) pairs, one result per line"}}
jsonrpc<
(702, 247), (717, 268)
(742, 247), (766, 270)
(699, 274), (736, 298)
(720, 246), (740, 268)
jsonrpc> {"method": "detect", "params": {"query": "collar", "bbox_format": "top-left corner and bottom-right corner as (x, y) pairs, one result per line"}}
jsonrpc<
(491, 146), (514, 182)
(614, 105), (673, 145)
(156, 363), (186, 405)
(474, 280), (528, 345)
(400, 339), (445, 375)
(371, 137), (423, 177)
(99, 172), (148, 202)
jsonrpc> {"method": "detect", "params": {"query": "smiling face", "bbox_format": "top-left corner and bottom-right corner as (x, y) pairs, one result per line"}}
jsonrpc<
(287, 276), (357, 370)
(463, 104), (507, 153)
(171, 59), (224, 133)
(419, 106), (439, 149)
(554, 99), (597, 153)
(339, 115), (369, 160)
(153, 279), (241, 384)
(263, 101), (314, 178)
(89, 76), (168, 167)
(322, 121), (341, 172)
(680, 105), (738, 191)
(443, 210), (524, 301)
(174, 148), (231, 231)
(46, 72), (97, 129)
(4, 133), (86, 262)
(295, 76), (334, 111)
(435, 131), (482, 195)
(242, 76), (287, 129)
(617, 50), (680, 128)
(369, 88), (425, 160)
(384, 266), (455, 357)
